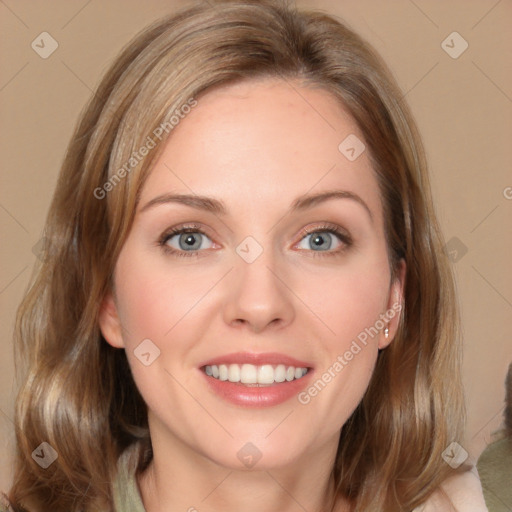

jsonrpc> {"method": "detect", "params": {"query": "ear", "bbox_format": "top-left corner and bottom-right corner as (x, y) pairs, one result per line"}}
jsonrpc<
(98, 291), (125, 349)
(379, 258), (406, 349)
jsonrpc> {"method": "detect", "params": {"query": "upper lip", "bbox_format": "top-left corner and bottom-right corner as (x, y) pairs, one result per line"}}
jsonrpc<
(198, 352), (313, 369)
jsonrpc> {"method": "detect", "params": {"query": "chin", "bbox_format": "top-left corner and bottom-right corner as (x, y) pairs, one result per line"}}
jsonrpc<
(196, 428), (314, 472)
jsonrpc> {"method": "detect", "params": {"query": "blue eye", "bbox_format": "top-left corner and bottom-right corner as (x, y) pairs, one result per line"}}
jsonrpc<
(294, 224), (353, 258)
(167, 231), (210, 251)
(297, 230), (342, 251)
(159, 226), (213, 257)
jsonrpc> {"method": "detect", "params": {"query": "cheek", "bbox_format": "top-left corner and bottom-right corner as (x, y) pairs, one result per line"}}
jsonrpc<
(112, 246), (223, 398)
(114, 247), (209, 343)
(307, 253), (391, 348)
(322, 270), (385, 366)
(295, 252), (390, 430)
(112, 251), (203, 404)
(116, 274), (174, 342)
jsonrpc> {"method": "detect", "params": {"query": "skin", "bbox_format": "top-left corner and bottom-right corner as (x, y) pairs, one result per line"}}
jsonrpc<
(99, 77), (406, 512)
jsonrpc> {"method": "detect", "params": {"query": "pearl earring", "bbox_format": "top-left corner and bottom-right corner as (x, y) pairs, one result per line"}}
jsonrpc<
(384, 326), (389, 338)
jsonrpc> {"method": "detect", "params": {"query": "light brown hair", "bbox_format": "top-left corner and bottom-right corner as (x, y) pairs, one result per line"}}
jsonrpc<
(5, 1), (469, 510)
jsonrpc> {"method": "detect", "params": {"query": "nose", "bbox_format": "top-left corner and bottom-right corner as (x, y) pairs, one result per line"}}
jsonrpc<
(222, 246), (295, 334)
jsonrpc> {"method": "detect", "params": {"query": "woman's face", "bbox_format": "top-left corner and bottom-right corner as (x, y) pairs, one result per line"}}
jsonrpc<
(100, 78), (404, 471)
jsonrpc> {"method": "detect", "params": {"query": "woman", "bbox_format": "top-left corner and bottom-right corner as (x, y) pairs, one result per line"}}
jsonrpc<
(2, 1), (488, 510)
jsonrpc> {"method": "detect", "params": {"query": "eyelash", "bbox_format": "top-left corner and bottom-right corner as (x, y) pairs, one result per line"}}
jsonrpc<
(157, 222), (353, 259)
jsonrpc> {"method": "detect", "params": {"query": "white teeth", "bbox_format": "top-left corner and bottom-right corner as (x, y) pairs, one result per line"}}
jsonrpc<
(257, 365), (274, 385)
(219, 364), (228, 381)
(240, 364), (257, 384)
(204, 363), (309, 385)
(228, 364), (240, 382)
(274, 364), (286, 383)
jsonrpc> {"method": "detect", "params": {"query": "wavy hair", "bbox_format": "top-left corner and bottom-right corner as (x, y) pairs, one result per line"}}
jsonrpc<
(5, 1), (469, 510)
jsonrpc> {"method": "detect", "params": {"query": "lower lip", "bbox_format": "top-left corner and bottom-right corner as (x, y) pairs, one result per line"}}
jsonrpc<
(200, 369), (314, 407)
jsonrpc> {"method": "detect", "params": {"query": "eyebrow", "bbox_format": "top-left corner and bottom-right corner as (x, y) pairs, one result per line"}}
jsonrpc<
(139, 189), (373, 222)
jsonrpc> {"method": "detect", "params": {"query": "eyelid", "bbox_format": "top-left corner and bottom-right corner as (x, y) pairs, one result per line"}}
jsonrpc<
(295, 222), (352, 243)
(159, 222), (213, 241)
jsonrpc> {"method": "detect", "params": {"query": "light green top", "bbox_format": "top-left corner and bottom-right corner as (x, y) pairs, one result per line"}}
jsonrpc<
(0, 441), (489, 511)
(477, 436), (512, 512)
(109, 443), (488, 511)
(112, 442), (147, 512)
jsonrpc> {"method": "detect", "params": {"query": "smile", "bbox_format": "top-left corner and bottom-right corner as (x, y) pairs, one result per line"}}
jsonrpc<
(203, 363), (309, 386)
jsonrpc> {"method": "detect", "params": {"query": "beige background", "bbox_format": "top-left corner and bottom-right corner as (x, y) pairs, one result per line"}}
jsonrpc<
(1, 0), (511, 494)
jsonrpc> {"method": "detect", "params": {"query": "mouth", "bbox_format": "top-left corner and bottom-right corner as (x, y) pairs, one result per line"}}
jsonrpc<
(198, 352), (314, 407)
(202, 363), (310, 386)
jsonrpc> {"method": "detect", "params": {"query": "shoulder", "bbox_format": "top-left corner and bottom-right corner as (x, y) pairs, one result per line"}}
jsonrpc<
(414, 468), (489, 512)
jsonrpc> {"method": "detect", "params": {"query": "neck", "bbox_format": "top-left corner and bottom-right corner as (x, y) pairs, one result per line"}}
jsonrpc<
(137, 426), (349, 512)
(139, 464), (341, 512)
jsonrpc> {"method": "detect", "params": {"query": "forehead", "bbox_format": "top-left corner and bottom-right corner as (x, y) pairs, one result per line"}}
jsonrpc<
(138, 78), (382, 224)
